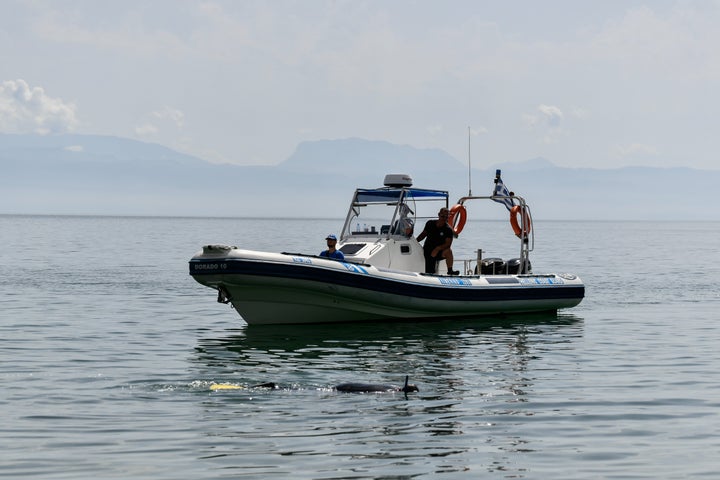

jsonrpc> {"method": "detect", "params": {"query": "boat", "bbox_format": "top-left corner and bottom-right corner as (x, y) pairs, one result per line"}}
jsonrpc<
(189, 172), (584, 325)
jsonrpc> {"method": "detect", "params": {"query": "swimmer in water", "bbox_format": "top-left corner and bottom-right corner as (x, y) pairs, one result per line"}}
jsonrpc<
(334, 376), (418, 393)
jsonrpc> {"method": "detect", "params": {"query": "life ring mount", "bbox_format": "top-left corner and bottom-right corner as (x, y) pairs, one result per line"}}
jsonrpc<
(448, 204), (467, 235)
(510, 205), (531, 237)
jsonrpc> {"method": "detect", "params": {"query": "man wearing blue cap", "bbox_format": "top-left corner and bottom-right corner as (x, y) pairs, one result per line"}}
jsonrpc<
(320, 234), (345, 260)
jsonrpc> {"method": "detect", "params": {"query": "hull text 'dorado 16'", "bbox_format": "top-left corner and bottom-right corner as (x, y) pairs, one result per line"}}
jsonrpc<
(189, 172), (585, 325)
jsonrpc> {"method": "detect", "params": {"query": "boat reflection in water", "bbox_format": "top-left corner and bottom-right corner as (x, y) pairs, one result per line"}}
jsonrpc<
(192, 313), (583, 389)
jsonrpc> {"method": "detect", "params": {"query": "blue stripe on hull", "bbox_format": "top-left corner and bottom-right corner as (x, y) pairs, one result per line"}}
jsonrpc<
(189, 258), (585, 303)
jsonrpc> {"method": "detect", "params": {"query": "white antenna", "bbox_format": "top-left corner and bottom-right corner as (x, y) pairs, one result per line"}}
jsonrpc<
(467, 126), (472, 196)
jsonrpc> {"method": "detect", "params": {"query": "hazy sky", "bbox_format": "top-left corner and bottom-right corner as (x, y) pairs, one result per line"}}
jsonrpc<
(2, 0), (718, 170)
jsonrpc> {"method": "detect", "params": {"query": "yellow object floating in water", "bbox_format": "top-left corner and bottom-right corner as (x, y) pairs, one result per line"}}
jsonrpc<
(210, 383), (245, 391)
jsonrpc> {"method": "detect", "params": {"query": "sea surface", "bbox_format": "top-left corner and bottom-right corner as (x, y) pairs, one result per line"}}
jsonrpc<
(1, 215), (719, 479)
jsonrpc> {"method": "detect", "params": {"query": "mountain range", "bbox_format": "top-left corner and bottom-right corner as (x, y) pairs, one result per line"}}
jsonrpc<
(1, 133), (717, 220)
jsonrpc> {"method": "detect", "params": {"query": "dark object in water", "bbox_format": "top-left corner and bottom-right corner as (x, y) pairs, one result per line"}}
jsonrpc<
(251, 382), (278, 389)
(335, 375), (418, 393)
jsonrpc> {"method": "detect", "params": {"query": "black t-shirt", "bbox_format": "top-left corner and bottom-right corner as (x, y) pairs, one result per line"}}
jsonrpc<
(421, 220), (454, 254)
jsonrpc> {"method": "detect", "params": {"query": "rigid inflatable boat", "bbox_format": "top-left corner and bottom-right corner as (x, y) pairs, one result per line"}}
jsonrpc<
(189, 172), (584, 325)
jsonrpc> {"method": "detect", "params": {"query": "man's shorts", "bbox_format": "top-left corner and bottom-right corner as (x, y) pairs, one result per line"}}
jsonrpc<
(424, 251), (444, 274)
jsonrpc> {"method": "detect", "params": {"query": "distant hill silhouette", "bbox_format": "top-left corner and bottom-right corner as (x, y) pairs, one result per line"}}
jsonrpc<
(1, 133), (718, 220)
(281, 138), (465, 175)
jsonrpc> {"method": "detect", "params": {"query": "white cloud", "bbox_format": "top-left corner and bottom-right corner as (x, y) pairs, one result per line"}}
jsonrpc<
(521, 105), (567, 145)
(522, 104), (564, 128)
(426, 124), (443, 136)
(32, 7), (187, 60)
(135, 106), (184, 138)
(0, 79), (78, 134)
(614, 143), (660, 158)
(537, 104), (564, 127)
(134, 123), (158, 136)
(569, 107), (589, 119)
(151, 107), (184, 128)
(521, 113), (538, 128)
(64, 145), (84, 152)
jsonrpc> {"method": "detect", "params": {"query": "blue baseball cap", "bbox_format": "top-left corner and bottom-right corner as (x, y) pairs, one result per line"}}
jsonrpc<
(326, 234), (337, 240)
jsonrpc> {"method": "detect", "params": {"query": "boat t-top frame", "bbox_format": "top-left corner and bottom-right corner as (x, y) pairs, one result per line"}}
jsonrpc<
(340, 184), (449, 240)
(339, 173), (535, 276)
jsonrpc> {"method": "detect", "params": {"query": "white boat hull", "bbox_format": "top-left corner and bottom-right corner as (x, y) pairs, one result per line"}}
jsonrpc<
(189, 247), (584, 325)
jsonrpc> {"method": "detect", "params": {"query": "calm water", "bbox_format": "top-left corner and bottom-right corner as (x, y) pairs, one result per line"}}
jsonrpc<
(1, 215), (719, 479)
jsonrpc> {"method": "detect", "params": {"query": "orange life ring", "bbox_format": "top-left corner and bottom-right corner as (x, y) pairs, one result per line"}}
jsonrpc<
(510, 205), (531, 236)
(448, 204), (467, 235)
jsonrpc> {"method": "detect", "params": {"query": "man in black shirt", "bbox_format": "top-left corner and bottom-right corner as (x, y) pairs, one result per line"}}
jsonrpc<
(416, 208), (459, 275)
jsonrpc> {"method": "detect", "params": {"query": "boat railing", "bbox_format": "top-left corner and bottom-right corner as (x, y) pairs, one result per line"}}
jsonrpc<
(454, 194), (534, 275)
